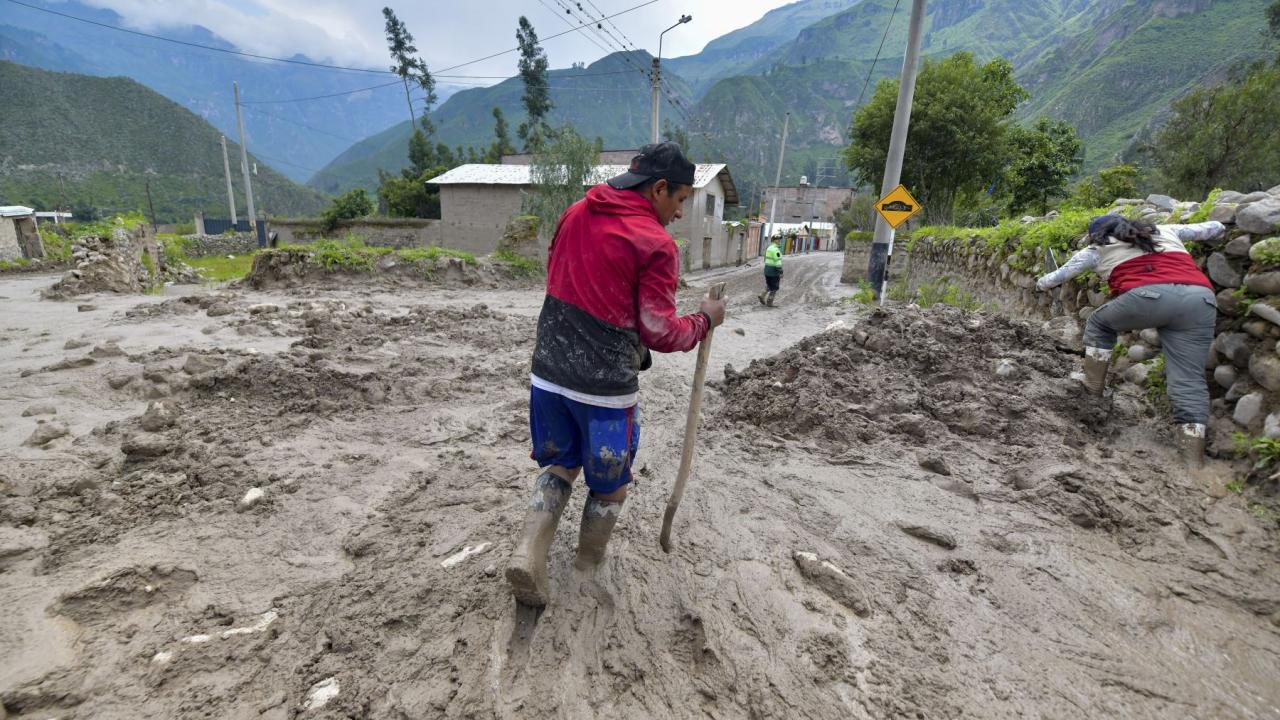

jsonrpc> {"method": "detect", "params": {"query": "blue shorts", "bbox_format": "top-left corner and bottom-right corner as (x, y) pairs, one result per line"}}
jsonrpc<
(529, 386), (640, 495)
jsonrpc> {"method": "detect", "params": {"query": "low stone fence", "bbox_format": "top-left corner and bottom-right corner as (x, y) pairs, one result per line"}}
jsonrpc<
(181, 233), (258, 257)
(899, 185), (1280, 457)
(270, 218), (443, 249)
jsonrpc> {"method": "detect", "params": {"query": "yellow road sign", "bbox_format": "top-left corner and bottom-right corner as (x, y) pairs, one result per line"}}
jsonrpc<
(875, 184), (922, 229)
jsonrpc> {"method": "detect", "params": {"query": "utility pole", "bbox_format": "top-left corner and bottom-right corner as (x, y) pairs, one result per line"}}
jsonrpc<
(652, 15), (692, 144)
(233, 81), (257, 239)
(220, 135), (238, 225)
(764, 111), (791, 252)
(144, 179), (157, 229)
(867, 0), (926, 301)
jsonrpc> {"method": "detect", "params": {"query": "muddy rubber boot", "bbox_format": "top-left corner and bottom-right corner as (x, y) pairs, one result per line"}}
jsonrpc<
(1176, 423), (1206, 469)
(573, 495), (625, 570)
(1081, 346), (1111, 396)
(757, 292), (767, 306)
(765, 291), (776, 307)
(506, 472), (571, 607)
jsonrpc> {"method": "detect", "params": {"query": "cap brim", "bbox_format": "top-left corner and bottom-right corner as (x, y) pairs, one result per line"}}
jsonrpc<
(606, 171), (651, 189)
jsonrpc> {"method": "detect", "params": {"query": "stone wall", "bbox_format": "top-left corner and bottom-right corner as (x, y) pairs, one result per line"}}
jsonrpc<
(840, 242), (874, 284)
(182, 233), (258, 257)
(903, 185), (1280, 458)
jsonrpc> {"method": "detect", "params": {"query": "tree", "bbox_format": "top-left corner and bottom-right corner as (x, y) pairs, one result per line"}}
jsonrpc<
(484, 107), (517, 163)
(844, 53), (1028, 224)
(1150, 65), (1280, 198)
(662, 120), (690, 152)
(322, 188), (374, 230)
(516, 17), (552, 150)
(1004, 118), (1083, 215)
(383, 7), (439, 136)
(522, 125), (601, 238)
(1066, 164), (1141, 209)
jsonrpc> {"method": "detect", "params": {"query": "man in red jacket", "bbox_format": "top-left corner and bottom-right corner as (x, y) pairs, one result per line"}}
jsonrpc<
(506, 142), (726, 607)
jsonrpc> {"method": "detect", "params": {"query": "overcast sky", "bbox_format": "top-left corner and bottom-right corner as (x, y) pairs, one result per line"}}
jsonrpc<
(70, 0), (795, 84)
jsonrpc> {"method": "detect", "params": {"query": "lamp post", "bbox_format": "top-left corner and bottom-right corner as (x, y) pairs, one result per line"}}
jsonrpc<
(652, 14), (692, 144)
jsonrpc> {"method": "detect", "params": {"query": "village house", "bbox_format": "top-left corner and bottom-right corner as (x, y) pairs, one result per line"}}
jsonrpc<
(426, 161), (747, 270)
(0, 206), (45, 261)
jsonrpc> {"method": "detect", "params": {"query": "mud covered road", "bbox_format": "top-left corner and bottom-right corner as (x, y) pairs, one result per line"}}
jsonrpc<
(2, 252), (1278, 719)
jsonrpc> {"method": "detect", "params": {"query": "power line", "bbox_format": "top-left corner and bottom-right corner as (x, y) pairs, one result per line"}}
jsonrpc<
(240, 79), (405, 105)
(241, 106), (365, 144)
(854, 0), (903, 109)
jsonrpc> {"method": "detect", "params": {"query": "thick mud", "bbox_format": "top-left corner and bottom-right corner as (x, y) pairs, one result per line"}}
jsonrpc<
(2, 254), (1278, 719)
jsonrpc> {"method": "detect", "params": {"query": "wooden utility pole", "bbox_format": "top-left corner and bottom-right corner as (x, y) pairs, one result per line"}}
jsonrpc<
(220, 135), (238, 224)
(764, 111), (791, 251)
(233, 82), (257, 237)
(867, 0), (927, 301)
(144, 179), (157, 229)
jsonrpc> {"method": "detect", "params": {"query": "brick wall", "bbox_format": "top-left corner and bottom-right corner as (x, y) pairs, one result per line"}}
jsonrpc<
(439, 185), (529, 254)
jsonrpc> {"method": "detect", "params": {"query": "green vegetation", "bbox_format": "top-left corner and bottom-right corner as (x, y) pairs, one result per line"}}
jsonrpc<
(397, 246), (476, 265)
(912, 279), (986, 311)
(1248, 237), (1280, 266)
(1186, 189), (1222, 223)
(1146, 355), (1168, 408)
(1004, 118), (1084, 216)
(493, 249), (542, 275)
(845, 230), (873, 244)
(187, 253), (257, 282)
(1066, 164), (1141, 209)
(847, 280), (876, 305)
(1110, 342), (1129, 362)
(266, 237), (477, 274)
(516, 16), (553, 150)
(911, 205), (1107, 274)
(0, 61), (328, 221)
(522, 126), (602, 239)
(321, 189), (374, 231)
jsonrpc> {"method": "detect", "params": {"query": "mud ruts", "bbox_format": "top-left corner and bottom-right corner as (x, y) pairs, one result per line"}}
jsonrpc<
(902, 185), (1280, 458)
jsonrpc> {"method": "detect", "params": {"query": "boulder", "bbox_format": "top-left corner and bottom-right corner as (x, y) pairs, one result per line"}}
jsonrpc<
(1233, 392), (1266, 428)
(1248, 351), (1280, 392)
(1248, 236), (1280, 265)
(1124, 362), (1150, 385)
(1206, 253), (1242, 288)
(1237, 191), (1275, 204)
(1128, 344), (1153, 362)
(1216, 288), (1244, 316)
(1224, 235), (1253, 257)
(1209, 204), (1239, 224)
(1227, 377), (1257, 402)
(21, 403), (57, 417)
(1250, 300), (1280, 328)
(1216, 332), (1254, 368)
(1146, 194), (1176, 211)
(1219, 191), (1248, 204)
(23, 421), (70, 447)
(139, 400), (179, 432)
(1140, 328), (1161, 348)
(1244, 320), (1271, 339)
(1214, 364), (1238, 390)
(1245, 271), (1280, 296)
(183, 354), (227, 375)
(1265, 412), (1280, 439)
(1237, 198), (1280, 235)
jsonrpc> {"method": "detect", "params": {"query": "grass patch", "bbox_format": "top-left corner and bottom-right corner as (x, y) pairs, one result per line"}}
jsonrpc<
(398, 246), (477, 265)
(1185, 188), (1221, 223)
(1145, 354), (1168, 409)
(188, 253), (257, 282)
(848, 280), (876, 305)
(914, 278), (986, 311)
(0, 258), (33, 271)
(492, 249), (541, 275)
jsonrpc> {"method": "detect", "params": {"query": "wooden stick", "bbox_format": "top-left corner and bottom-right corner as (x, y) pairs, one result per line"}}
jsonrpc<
(660, 282), (726, 553)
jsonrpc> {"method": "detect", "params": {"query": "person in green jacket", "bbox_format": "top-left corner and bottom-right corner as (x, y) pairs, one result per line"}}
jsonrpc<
(759, 236), (783, 306)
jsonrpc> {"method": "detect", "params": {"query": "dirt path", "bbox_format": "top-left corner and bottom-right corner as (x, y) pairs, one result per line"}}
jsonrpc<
(1, 253), (1277, 719)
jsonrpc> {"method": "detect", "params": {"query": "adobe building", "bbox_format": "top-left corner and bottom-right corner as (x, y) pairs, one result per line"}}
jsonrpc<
(0, 206), (45, 261)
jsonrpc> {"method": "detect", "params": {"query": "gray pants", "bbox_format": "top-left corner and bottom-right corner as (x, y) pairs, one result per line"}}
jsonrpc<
(1084, 283), (1217, 424)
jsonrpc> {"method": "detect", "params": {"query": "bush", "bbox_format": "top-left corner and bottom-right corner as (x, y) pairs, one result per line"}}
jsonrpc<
(845, 230), (873, 244)
(493, 249), (541, 275)
(321, 189), (374, 231)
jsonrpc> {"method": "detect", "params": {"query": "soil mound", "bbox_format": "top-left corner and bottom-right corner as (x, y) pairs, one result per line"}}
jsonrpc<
(242, 245), (540, 291)
(43, 225), (197, 299)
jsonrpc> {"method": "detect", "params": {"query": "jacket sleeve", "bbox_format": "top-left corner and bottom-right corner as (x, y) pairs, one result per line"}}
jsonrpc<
(1169, 221), (1226, 243)
(1036, 246), (1099, 290)
(636, 240), (710, 353)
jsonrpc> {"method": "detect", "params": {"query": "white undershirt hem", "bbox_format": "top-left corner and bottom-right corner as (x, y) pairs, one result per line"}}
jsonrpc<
(530, 374), (637, 409)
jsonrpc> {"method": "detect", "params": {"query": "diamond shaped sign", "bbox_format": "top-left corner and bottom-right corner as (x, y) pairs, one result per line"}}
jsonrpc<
(875, 184), (923, 229)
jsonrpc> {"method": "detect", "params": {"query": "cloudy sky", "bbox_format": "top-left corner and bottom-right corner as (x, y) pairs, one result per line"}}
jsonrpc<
(69, 0), (795, 83)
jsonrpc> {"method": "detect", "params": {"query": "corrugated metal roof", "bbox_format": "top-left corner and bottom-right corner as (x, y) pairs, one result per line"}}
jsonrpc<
(0, 206), (35, 218)
(427, 163), (733, 201)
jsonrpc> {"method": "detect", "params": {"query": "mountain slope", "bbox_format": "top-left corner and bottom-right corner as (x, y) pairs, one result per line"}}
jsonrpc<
(0, 0), (464, 184)
(0, 61), (327, 221)
(309, 52), (692, 194)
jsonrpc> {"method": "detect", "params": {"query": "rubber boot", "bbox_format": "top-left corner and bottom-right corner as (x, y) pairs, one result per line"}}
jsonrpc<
(766, 291), (776, 307)
(573, 494), (625, 570)
(758, 291), (767, 306)
(1081, 346), (1111, 396)
(1176, 423), (1206, 469)
(506, 471), (571, 607)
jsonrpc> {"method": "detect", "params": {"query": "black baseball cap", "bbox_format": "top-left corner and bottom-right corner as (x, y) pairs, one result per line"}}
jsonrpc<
(607, 142), (696, 189)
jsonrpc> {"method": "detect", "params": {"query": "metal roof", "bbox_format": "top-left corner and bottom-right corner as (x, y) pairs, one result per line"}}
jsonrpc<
(0, 206), (35, 218)
(427, 163), (738, 205)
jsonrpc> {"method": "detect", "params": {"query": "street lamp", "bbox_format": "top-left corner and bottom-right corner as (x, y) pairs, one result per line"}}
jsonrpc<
(652, 14), (692, 145)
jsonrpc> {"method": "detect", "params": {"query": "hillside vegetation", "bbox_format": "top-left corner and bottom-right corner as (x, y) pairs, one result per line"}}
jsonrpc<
(0, 61), (328, 221)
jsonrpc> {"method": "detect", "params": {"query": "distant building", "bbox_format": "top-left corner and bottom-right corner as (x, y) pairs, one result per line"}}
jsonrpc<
(760, 178), (857, 227)
(500, 149), (640, 166)
(0, 206), (45, 261)
(425, 162), (748, 270)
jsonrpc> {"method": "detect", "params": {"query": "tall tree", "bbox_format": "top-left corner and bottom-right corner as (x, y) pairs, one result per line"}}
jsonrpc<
(1004, 118), (1084, 215)
(383, 7), (420, 129)
(516, 16), (552, 150)
(522, 126), (601, 238)
(843, 53), (1028, 223)
(485, 107), (517, 163)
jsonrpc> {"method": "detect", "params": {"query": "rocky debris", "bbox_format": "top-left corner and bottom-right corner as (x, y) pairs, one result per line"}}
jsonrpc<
(792, 551), (871, 617)
(0, 526), (49, 569)
(43, 224), (195, 299)
(1207, 253), (1242, 288)
(1123, 363), (1149, 386)
(248, 303), (282, 315)
(1234, 392), (1265, 428)
(21, 356), (95, 377)
(1265, 412), (1280, 439)
(121, 434), (173, 461)
(107, 372), (136, 389)
(183, 353), (227, 375)
(1215, 365), (1238, 390)
(1248, 351), (1280, 391)
(206, 303), (235, 317)
(1225, 235), (1254, 257)
(23, 420), (70, 447)
(91, 341), (126, 358)
(1139, 328), (1161, 348)
(918, 455), (952, 476)
(76, 303), (97, 312)
(898, 523), (957, 550)
(21, 402), (57, 417)
(139, 401), (179, 432)
(1145, 194), (1175, 211)
(63, 338), (90, 350)
(236, 487), (265, 512)
(994, 358), (1020, 379)
(303, 678), (340, 712)
(1216, 333), (1253, 368)
(1249, 236), (1280, 264)
(1245, 271), (1280, 296)
(1128, 344), (1154, 362)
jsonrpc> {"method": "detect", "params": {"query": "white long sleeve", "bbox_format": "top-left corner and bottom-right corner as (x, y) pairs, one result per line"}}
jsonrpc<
(1167, 221), (1226, 243)
(1036, 246), (1099, 290)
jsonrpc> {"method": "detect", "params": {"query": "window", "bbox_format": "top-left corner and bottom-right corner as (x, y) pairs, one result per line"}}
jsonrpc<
(705, 194), (716, 217)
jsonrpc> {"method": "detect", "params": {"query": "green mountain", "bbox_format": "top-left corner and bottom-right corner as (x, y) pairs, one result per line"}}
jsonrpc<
(309, 52), (692, 195)
(0, 61), (328, 222)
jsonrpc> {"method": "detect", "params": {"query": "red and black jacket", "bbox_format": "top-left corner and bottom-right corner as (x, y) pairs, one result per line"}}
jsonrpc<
(531, 184), (710, 397)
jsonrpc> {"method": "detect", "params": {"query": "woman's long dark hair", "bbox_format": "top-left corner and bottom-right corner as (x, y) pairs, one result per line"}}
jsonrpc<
(1089, 216), (1159, 254)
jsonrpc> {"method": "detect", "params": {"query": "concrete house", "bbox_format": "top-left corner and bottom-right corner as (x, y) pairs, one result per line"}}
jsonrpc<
(0, 206), (45, 261)
(426, 163), (744, 269)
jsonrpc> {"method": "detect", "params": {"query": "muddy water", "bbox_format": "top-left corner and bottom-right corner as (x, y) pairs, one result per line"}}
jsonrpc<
(1, 254), (1277, 719)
